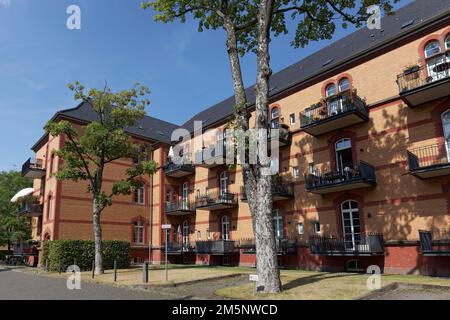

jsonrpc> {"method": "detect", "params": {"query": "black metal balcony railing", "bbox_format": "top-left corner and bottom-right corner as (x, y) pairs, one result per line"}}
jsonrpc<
(240, 178), (294, 201)
(22, 158), (46, 179)
(194, 140), (226, 167)
(407, 143), (450, 179)
(305, 161), (376, 194)
(239, 237), (298, 254)
(300, 90), (368, 129)
(195, 240), (237, 254)
(163, 160), (195, 177)
(397, 63), (450, 93)
(164, 200), (196, 215)
(419, 230), (450, 256)
(396, 60), (450, 107)
(163, 241), (194, 254)
(309, 233), (384, 255)
(195, 191), (238, 210)
(268, 124), (292, 146)
(18, 203), (43, 217)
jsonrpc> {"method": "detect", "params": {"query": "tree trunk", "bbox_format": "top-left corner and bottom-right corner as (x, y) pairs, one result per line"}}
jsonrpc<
(93, 198), (103, 275)
(253, 0), (281, 293)
(7, 239), (11, 255)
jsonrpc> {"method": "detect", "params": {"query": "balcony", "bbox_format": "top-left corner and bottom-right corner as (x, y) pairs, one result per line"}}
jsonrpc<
(18, 203), (43, 217)
(309, 233), (384, 256)
(305, 161), (376, 194)
(239, 238), (298, 254)
(163, 242), (194, 255)
(300, 90), (368, 136)
(195, 240), (237, 255)
(194, 140), (226, 168)
(407, 143), (450, 179)
(268, 124), (292, 147)
(195, 191), (238, 211)
(163, 161), (195, 178)
(419, 230), (450, 256)
(240, 177), (294, 202)
(397, 62), (450, 107)
(164, 200), (196, 216)
(22, 158), (46, 179)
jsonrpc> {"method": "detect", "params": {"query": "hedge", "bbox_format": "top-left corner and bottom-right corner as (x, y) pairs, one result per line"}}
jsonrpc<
(42, 240), (131, 271)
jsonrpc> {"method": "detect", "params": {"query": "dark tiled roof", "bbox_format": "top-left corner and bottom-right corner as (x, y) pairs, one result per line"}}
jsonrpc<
(181, 0), (450, 132)
(56, 101), (180, 144)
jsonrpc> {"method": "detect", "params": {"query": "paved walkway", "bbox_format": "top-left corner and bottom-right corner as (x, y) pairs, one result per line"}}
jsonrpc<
(0, 267), (180, 300)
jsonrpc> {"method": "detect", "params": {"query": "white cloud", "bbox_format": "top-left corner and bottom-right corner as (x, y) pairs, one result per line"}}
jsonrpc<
(0, 0), (11, 7)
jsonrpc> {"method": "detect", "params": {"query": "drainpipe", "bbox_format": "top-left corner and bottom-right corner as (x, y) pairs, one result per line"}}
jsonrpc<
(148, 143), (156, 264)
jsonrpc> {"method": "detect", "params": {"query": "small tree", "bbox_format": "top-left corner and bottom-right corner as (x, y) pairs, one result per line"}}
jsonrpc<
(45, 82), (157, 274)
(0, 171), (33, 254)
(142, 0), (396, 292)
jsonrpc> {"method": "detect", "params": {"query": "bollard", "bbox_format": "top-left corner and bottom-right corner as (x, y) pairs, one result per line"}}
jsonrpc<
(45, 258), (49, 272)
(113, 260), (117, 282)
(58, 259), (61, 274)
(92, 260), (95, 279)
(142, 262), (149, 283)
(73, 258), (77, 266)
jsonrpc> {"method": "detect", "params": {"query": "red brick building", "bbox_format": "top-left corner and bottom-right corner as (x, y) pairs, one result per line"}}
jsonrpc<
(21, 0), (450, 275)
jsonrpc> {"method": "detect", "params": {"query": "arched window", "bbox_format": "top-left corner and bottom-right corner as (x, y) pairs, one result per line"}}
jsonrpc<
(341, 200), (361, 251)
(219, 171), (228, 195)
(221, 216), (230, 240)
(133, 220), (145, 245)
(182, 220), (189, 248)
(424, 40), (441, 58)
(335, 138), (353, 172)
(270, 107), (280, 129)
(326, 83), (337, 97)
(441, 110), (450, 161)
(338, 78), (350, 92)
(446, 35), (450, 50)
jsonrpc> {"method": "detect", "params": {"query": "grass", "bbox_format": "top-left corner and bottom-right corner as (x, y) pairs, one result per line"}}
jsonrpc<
(215, 269), (450, 300)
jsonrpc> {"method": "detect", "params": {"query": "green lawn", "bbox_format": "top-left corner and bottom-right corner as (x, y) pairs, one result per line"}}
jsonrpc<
(215, 269), (450, 300)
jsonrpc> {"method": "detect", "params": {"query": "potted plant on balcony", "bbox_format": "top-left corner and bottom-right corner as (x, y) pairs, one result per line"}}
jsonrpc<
(403, 64), (420, 81)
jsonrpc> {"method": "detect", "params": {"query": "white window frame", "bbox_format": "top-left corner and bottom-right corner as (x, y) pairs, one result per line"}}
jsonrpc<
(313, 221), (321, 234)
(182, 182), (189, 208)
(341, 200), (361, 251)
(271, 107), (280, 129)
(424, 40), (441, 58)
(293, 166), (300, 178)
(182, 220), (189, 246)
(289, 113), (296, 125)
(338, 78), (350, 92)
(335, 138), (352, 172)
(326, 83), (336, 97)
(135, 186), (145, 205)
(441, 110), (450, 162)
(297, 222), (304, 235)
(133, 221), (145, 245)
(446, 35), (450, 50)
(273, 209), (283, 239)
(221, 216), (230, 240)
(220, 171), (228, 195)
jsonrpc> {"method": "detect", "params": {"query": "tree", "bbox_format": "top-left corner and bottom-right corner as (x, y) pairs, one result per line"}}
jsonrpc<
(45, 82), (158, 274)
(142, 0), (396, 293)
(0, 171), (33, 254)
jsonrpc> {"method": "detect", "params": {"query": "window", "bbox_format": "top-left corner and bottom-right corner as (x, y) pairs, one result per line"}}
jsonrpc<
(338, 78), (350, 92)
(346, 259), (363, 272)
(134, 186), (145, 205)
(341, 200), (361, 251)
(166, 190), (171, 206)
(289, 113), (296, 125)
(441, 110), (450, 161)
(270, 157), (279, 175)
(221, 216), (230, 240)
(133, 221), (144, 245)
(182, 182), (189, 208)
(46, 196), (52, 220)
(446, 35), (450, 50)
(335, 138), (353, 172)
(424, 40), (441, 58)
(271, 107), (280, 129)
(297, 222), (304, 235)
(197, 230), (201, 241)
(182, 220), (189, 247)
(325, 83), (336, 97)
(220, 171), (228, 195)
(313, 221), (321, 234)
(293, 166), (300, 178)
(273, 210), (283, 238)
(309, 162), (315, 174)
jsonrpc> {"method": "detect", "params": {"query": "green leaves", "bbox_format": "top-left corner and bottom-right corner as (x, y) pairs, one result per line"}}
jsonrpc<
(44, 82), (157, 213)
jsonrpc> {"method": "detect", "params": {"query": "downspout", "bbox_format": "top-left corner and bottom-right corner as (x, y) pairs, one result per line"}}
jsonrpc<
(148, 144), (155, 264)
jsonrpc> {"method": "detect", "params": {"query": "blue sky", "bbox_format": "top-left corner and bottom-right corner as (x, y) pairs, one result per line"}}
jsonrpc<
(0, 0), (411, 171)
